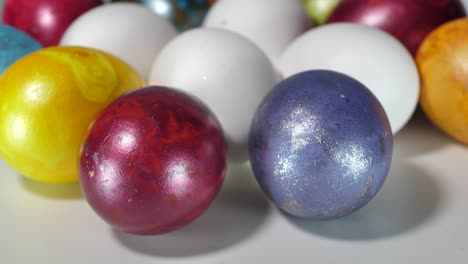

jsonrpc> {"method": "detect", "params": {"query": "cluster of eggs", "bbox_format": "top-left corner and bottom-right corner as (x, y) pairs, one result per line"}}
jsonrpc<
(0, 0), (467, 235)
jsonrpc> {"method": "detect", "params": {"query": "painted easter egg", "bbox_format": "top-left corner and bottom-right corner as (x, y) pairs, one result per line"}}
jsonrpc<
(80, 86), (226, 235)
(249, 70), (393, 219)
(302, 0), (340, 25)
(417, 18), (468, 144)
(140, 0), (215, 31)
(327, 0), (466, 55)
(0, 46), (144, 183)
(3, 0), (102, 46)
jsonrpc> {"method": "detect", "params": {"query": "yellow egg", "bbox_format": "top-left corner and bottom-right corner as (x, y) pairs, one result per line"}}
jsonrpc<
(0, 46), (144, 183)
(417, 18), (468, 144)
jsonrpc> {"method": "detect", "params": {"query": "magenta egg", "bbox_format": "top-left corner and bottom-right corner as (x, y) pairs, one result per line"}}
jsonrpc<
(327, 0), (466, 55)
(79, 86), (227, 235)
(3, 0), (102, 46)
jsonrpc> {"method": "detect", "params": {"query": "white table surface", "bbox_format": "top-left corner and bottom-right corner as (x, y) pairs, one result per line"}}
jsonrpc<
(1, 111), (468, 264)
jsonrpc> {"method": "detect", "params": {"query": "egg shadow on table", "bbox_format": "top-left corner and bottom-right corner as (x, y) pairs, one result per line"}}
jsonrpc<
(286, 159), (443, 241)
(397, 108), (451, 158)
(113, 162), (271, 258)
(19, 175), (83, 200)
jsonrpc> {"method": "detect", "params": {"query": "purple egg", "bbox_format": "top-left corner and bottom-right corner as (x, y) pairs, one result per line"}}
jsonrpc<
(327, 0), (466, 55)
(249, 70), (393, 220)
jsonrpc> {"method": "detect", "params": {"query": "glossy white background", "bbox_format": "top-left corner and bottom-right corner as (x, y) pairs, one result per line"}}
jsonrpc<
(1, 1), (468, 263)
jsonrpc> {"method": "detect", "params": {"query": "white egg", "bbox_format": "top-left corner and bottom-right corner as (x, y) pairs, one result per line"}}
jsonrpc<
(203, 0), (312, 64)
(60, 3), (177, 78)
(278, 23), (420, 134)
(463, 0), (468, 12)
(148, 28), (278, 162)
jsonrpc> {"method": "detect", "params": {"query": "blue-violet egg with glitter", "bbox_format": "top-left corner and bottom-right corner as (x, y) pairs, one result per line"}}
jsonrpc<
(249, 70), (393, 220)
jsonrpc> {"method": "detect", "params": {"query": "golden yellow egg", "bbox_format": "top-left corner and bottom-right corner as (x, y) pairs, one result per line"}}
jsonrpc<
(417, 18), (468, 144)
(0, 46), (144, 183)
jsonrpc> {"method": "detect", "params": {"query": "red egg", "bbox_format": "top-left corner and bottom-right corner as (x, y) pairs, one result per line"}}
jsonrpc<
(3, 0), (102, 46)
(327, 0), (466, 55)
(79, 87), (227, 235)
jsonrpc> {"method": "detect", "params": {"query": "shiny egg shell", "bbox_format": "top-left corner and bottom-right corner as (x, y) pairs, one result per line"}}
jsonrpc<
(417, 18), (468, 144)
(79, 86), (226, 235)
(328, 0), (466, 55)
(0, 46), (144, 183)
(249, 70), (393, 220)
(140, 0), (214, 31)
(302, 0), (340, 25)
(3, 0), (102, 46)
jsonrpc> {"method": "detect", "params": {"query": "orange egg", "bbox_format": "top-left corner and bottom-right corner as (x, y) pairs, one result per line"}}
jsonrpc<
(416, 18), (468, 144)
